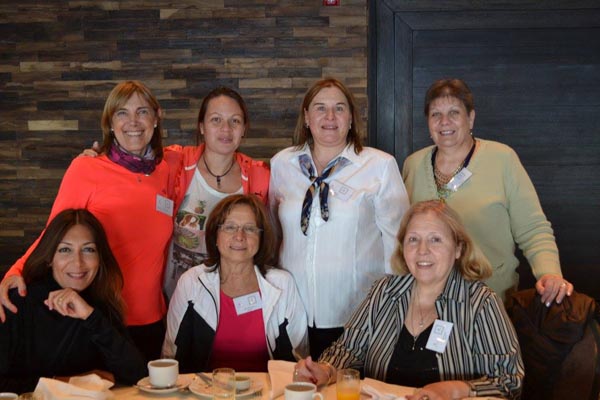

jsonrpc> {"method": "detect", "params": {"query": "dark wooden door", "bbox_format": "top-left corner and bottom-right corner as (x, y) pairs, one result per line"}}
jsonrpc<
(368, 1), (600, 299)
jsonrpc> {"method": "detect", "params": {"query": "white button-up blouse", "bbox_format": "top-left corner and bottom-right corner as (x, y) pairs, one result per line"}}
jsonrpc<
(269, 144), (410, 328)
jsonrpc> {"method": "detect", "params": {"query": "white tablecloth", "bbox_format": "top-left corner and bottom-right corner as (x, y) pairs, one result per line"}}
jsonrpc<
(111, 372), (416, 400)
(110, 372), (501, 400)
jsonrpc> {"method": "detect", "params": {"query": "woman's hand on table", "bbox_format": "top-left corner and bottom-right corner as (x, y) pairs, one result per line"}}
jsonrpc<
(407, 380), (470, 400)
(294, 356), (333, 386)
(0, 274), (27, 322)
(536, 274), (573, 306)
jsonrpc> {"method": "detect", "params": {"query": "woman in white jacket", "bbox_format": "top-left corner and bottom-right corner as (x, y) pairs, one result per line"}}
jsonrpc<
(163, 194), (308, 372)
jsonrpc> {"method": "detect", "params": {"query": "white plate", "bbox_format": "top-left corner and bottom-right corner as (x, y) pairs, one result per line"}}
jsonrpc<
(136, 375), (192, 394)
(189, 377), (264, 399)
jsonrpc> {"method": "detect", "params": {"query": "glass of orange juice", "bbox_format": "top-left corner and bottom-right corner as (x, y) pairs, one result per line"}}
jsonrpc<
(336, 368), (360, 400)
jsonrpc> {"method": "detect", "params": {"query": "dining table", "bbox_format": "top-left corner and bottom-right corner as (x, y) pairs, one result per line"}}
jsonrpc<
(112, 370), (505, 400)
(111, 371), (417, 400)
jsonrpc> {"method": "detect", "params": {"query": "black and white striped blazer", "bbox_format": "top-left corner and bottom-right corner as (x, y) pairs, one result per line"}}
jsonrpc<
(320, 268), (524, 399)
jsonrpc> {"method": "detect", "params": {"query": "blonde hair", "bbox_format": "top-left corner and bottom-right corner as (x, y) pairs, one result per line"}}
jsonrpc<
(100, 80), (164, 161)
(391, 200), (492, 281)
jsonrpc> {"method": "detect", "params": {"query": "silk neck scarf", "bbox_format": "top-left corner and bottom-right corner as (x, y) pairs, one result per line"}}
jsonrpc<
(107, 140), (157, 175)
(299, 153), (350, 235)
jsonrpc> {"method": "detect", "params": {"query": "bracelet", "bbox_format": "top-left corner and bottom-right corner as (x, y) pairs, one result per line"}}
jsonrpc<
(319, 361), (335, 384)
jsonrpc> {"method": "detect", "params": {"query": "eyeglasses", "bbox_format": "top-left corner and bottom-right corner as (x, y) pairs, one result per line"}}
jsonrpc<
(219, 223), (263, 235)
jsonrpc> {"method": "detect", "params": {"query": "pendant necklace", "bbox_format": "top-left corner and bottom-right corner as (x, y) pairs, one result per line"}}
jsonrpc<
(411, 286), (434, 351)
(203, 156), (235, 189)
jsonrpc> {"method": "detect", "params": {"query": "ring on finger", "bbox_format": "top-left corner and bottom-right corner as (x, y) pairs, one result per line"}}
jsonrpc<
(421, 396), (430, 400)
(560, 282), (567, 288)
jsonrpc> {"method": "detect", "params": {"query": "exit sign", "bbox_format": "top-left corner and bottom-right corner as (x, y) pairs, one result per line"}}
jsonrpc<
(323, 0), (340, 5)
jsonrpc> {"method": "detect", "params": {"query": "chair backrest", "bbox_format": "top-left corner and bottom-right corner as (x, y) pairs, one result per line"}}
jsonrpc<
(506, 289), (600, 400)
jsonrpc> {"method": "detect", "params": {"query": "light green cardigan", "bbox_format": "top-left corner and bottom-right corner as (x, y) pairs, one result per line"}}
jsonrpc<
(402, 139), (561, 300)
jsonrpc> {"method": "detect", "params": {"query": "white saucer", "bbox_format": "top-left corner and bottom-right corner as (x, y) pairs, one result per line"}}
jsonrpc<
(189, 377), (263, 399)
(136, 375), (192, 394)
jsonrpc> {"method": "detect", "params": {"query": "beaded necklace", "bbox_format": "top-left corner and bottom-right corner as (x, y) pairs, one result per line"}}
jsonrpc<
(431, 138), (476, 200)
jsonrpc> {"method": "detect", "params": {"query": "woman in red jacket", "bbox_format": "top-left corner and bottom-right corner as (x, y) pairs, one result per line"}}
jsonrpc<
(162, 87), (270, 298)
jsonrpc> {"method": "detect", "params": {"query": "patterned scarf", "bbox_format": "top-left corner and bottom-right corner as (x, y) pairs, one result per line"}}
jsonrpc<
(299, 153), (350, 235)
(107, 140), (157, 175)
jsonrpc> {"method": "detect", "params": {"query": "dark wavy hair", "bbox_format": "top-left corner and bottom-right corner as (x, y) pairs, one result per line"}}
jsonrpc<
(22, 209), (126, 327)
(204, 194), (277, 276)
(424, 78), (475, 116)
(294, 77), (363, 154)
(196, 86), (250, 144)
(100, 80), (164, 162)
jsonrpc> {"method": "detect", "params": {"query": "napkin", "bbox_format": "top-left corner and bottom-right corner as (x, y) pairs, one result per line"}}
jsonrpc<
(267, 360), (296, 399)
(361, 377), (413, 400)
(34, 373), (114, 400)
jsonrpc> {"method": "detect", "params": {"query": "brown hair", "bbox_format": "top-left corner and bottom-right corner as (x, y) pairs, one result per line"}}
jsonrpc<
(100, 80), (164, 161)
(391, 200), (491, 281)
(204, 194), (277, 275)
(23, 209), (126, 326)
(294, 77), (363, 154)
(196, 86), (250, 144)
(424, 78), (475, 116)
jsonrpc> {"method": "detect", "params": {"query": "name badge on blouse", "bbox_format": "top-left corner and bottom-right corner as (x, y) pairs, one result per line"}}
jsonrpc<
(156, 194), (174, 217)
(425, 319), (453, 353)
(446, 168), (472, 192)
(234, 291), (263, 315)
(329, 180), (353, 202)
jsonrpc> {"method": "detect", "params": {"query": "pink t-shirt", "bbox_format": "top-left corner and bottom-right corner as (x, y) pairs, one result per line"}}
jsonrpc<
(208, 290), (270, 371)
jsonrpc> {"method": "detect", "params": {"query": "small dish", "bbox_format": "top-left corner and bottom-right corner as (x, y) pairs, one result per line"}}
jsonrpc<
(189, 377), (263, 399)
(235, 375), (252, 391)
(136, 375), (192, 394)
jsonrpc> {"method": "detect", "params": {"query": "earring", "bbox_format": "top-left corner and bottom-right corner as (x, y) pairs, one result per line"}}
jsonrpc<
(305, 122), (309, 128)
(154, 124), (157, 128)
(110, 128), (114, 132)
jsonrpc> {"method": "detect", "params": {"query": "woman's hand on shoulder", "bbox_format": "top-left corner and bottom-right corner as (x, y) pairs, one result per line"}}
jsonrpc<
(536, 274), (573, 306)
(0, 274), (27, 322)
(294, 356), (334, 386)
(78, 141), (100, 158)
(45, 288), (94, 320)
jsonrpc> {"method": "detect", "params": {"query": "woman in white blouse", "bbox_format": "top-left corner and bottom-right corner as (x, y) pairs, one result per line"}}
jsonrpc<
(269, 77), (410, 358)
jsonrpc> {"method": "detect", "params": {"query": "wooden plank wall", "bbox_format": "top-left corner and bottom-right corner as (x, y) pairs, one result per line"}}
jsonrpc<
(0, 1), (368, 271)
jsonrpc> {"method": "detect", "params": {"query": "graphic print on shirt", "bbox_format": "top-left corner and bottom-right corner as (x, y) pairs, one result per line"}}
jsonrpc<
(173, 198), (208, 267)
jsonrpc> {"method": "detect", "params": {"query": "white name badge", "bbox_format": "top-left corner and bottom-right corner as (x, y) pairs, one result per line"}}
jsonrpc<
(156, 194), (174, 217)
(329, 180), (353, 202)
(234, 291), (263, 315)
(446, 167), (472, 192)
(425, 319), (454, 353)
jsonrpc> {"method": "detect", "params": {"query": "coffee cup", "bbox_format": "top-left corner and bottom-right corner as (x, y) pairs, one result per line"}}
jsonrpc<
(147, 358), (179, 388)
(284, 382), (324, 400)
(0, 393), (18, 400)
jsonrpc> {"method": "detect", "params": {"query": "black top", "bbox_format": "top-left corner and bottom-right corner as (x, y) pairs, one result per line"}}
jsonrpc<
(385, 324), (439, 387)
(0, 272), (146, 393)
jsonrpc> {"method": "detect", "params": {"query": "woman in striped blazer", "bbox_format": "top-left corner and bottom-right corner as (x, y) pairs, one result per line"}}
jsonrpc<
(295, 200), (524, 400)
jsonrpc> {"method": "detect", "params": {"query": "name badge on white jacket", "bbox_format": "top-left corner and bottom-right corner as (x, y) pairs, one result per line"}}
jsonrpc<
(234, 291), (263, 315)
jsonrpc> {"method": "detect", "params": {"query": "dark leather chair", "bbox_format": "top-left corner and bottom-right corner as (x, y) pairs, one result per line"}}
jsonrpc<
(506, 289), (600, 400)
